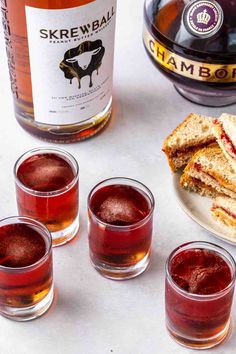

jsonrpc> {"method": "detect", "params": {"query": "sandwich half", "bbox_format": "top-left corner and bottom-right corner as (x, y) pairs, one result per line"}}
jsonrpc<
(213, 113), (236, 172)
(180, 145), (236, 199)
(163, 113), (216, 172)
(180, 173), (220, 198)
(212, 196), (236, 231)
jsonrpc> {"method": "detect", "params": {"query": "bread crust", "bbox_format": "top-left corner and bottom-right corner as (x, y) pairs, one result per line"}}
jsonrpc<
(213, 120), (236, 173)
(163, 113), (195, 155)
(184, 145), (236, 194)
(212, 208), (236, 229)
(163, 113), (215, 172)
(214, 196), (236, 214)
(166, 148), (203, 172)
(180, 173), (220, 198)
(162, 113), (215, 155)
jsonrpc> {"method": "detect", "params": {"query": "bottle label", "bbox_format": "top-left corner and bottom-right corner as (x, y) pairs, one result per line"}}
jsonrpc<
(25, 0), (116, 125)
(183, 0), (224, 38)
(1, 0), (18, 98)
(143, 26), (236, 83)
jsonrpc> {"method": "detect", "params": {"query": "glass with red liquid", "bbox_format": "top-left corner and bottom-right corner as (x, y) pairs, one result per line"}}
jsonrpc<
(88, 178), (155, 280)
(14, 148), (79, 247)
(0, 216), (53, 321)
(166, 241), (236, 349)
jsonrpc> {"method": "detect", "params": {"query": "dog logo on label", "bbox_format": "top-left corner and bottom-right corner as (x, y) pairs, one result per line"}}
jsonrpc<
(59, 40), (105, 89)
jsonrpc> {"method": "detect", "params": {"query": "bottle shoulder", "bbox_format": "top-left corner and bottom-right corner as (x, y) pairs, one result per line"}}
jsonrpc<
(145, 0), (236, 55)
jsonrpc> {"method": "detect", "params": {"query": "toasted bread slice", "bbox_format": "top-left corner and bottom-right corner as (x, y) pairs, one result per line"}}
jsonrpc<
(212, 196), (236, 231)
(163, 113), (216, 172)
(180, 173), (220, 198)
(166, 147), (208, 172)
(182, 145), (236, 199)
(213, 113), (236, 172)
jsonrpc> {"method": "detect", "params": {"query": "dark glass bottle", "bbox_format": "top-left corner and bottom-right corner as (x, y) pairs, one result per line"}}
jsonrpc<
(143, 0), (236, 106)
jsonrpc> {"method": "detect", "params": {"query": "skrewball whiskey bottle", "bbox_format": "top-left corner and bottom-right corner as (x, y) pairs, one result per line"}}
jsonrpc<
(143, 0), (236, 107)
(1, 0), (117, 142)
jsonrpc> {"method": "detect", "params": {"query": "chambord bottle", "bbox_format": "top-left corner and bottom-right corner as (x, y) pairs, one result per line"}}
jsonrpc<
(1, 0), (117, 142)
(143, 0), (236, 106)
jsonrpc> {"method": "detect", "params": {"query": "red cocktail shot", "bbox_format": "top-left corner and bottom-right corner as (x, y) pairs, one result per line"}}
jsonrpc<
(165, 242), (236, 349)
(14, 148), (79, 247)
(0, 217), (53, 321)
(88, 178), (154, 280)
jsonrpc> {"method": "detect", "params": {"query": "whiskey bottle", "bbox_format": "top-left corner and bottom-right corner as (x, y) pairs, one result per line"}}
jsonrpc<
(1, 0), (117, 142)
(143, 0), (236, 107)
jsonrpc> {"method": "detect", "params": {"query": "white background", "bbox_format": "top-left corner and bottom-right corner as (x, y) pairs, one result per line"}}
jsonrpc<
(0, 1), (236, 353)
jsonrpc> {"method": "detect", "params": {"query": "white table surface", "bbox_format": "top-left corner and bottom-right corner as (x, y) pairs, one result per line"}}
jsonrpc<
(1, 1), (236, 353)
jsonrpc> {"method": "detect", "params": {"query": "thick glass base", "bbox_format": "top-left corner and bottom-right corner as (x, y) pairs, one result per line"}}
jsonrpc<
(175, 85), (236, 107)
(0, 285), (54, 322)
(166, 319), (231, 350)
(51, 216), (79, 247)
(90, 251), (151, 280)
(15, 98), (112, 143)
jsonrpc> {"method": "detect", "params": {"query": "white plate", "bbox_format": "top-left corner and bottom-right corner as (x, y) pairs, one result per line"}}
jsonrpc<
(173, 172), (236, 245)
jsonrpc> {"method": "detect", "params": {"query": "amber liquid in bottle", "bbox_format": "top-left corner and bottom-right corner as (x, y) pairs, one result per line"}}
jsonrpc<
(1, 0), (116, 142)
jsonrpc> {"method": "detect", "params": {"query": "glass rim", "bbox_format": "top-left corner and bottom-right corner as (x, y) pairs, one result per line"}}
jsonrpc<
(0, 216), (52, 272)
(87, 177), (155, 230)
(166, 241), (236, 300)
(14, 147), (79, 197)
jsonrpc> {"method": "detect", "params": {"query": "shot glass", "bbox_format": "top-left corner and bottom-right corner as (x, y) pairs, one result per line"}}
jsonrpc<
(165, 241), (236, 349)
(0, 216), (53, 321)
(14, 147), (79, 247)
(88, 177), (155, 280)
